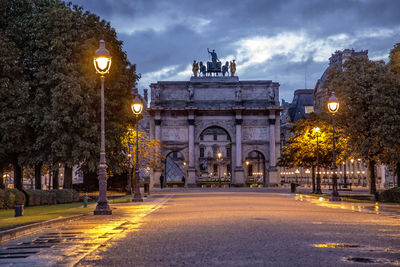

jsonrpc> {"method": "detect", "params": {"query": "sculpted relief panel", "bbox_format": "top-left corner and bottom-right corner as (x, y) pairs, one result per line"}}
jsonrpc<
(161, 127), (188, 142)
(243, 127), (268, 141)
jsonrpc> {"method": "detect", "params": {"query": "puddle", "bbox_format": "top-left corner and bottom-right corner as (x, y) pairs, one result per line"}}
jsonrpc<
(346, 257), (373, 263)
(313, 243), (360, 248)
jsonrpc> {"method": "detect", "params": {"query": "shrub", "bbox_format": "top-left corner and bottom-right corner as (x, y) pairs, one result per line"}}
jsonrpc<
(2, 189), (25, 208)
(378, 187), (400, 203)
(24, 189), (42, 206)
(53, 189), (73, 204)
(41, 190), (57, 205)
(0, 189), (6, 209)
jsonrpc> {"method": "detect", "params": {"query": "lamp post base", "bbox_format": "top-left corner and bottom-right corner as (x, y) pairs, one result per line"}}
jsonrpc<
(132, 197), (143, 202)
(329, 195), (341, 202)
(94, 202), (112, 215)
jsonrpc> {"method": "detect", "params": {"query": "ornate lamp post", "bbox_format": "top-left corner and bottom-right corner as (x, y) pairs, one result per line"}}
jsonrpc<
(93, 40), (112, 215)
(131, 95), (143, 202)
(327, 92), (340, 200)
(314, 127), (322, 194)
(127, 151), (132, 195)
(217, 152), (223, 188)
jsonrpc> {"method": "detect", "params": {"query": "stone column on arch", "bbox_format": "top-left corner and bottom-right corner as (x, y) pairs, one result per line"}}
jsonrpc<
(152, 111), (162, 188)
(268, 110), (279, 186)
(233, 110), (245, 186)
(187, 111), (196, 187)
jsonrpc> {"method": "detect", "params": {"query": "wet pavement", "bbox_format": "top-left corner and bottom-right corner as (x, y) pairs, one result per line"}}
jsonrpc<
(75, 189), (399, 266)
(0, 189), (399, 266)
(0, 195), (170, 266)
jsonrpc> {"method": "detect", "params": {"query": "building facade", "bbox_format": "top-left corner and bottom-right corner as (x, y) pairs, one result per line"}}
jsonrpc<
(148, 76), (282, 187)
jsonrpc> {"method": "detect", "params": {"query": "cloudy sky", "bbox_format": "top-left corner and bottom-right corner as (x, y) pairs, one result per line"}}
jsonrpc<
(71, 0), (400, 102)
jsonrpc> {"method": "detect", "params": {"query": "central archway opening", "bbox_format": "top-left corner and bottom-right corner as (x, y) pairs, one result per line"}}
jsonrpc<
(165, 151), (186, 186)
(245, 150), (265, 186)
(198, 126), (232, 186)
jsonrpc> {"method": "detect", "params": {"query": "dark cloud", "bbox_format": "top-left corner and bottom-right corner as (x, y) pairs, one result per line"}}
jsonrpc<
(69, 0), (400, 101)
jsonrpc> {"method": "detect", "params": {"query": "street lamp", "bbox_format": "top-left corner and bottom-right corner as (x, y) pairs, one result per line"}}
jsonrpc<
(327, 92), (340, 201)
(217, 152), (223, 188)
(127, 150), (132, 195)
(93, 40), (112, 215)
(313, 127), (322, 194)
(132, 95), (143, 202)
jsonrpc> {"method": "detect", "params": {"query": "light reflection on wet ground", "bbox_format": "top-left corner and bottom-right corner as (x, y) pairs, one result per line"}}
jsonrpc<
(0, 196), (170, 267)
(294, 194), (400, 218)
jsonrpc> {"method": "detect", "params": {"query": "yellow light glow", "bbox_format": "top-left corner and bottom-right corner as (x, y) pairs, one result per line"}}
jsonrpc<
(328, 102), (339, 113)
(351, 159), (354, 163)
(132, 103), (143, 115)
(245, 161), (249, 165)
(217, 152), (222, 159)
(95, 57), (109, 71)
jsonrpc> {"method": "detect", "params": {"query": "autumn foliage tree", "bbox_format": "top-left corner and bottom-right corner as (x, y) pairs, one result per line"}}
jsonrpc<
(279, 113), (350, 192)
(325, 56), (400, 193)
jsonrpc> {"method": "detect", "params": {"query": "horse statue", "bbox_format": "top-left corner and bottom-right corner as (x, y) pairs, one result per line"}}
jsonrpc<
(200, 61), (207, 76)
(222, 61), (229, 76)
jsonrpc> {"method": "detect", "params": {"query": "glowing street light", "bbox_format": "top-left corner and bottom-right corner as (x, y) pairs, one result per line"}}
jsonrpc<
(93, 40), (112, 215)
(327, 92), (340, 200)
(132, 95), (144, 202)
(313, 127), (322, 194)
(217, 152), (223, 188)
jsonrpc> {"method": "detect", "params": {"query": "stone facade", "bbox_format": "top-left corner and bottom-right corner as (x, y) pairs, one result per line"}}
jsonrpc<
(148, 76), (282, 187)
(314, 49), (368, 113)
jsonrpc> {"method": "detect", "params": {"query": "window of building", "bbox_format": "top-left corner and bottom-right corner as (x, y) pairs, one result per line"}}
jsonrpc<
(213, 164), (218, 175)
(200, 147), (204, 158)
(200, 135), (204, 141)
(248, 164), (253, 176)
(227, 164), (231, 176)
(173, 152), (178, 158)
(305, 106), (314, 114)
(213, 135), (217, 141)
(226, 147), (231, 158)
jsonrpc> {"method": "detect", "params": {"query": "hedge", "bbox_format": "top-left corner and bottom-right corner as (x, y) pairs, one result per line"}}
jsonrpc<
(377, 187), (400, 203)
(0, 189), (80, 209)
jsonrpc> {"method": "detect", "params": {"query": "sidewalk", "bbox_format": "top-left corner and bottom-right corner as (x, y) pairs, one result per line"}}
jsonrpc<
(0, 194), (171, 266)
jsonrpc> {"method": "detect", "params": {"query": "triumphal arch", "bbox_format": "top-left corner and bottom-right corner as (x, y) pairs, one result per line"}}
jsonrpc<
(148, 53), (282, 187)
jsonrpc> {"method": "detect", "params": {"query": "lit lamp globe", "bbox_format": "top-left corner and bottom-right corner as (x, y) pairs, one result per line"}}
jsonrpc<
(327, 92), (339, 114)
(131, 96), (143, 115)
(217, 152), (222, 160)
(94, 40), (111, 76)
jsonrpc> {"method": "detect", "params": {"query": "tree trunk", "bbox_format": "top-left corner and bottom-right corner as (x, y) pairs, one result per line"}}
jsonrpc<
(311, 164), (316, 193)
(13, 161), (23, 190)
(34, 163), (42, 189)
(396, 162), (400, 187)
(0, 163), (4, 189)
(368, 159), (376, 194)
(52, 169), (59, 189)
(63, 166), (73, 189)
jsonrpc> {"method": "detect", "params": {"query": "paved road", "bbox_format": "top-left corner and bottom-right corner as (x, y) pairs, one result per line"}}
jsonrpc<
(75, 189), (399, 267)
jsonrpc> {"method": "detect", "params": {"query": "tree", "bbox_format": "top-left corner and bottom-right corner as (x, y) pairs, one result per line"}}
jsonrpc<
(279, 114), (349, 192)
(1, 0), (139, 189)
(0, 31), (30, 189)
(121, 127), (164, 192)
(325, 56), (400, 193)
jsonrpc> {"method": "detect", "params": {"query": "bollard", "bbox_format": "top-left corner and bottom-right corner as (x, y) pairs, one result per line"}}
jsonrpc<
(290, 183), (296, 193)
(14, 204), (24, 217)
(83, 194), (88, 208)
(144, 183), (150, 195)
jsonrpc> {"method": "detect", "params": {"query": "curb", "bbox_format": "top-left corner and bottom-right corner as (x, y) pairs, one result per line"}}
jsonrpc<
(0, 212), (89, 244)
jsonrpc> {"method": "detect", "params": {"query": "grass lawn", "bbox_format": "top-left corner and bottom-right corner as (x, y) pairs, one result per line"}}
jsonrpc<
(0, 195), (137, 230)
(0, 202), (93, 230)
